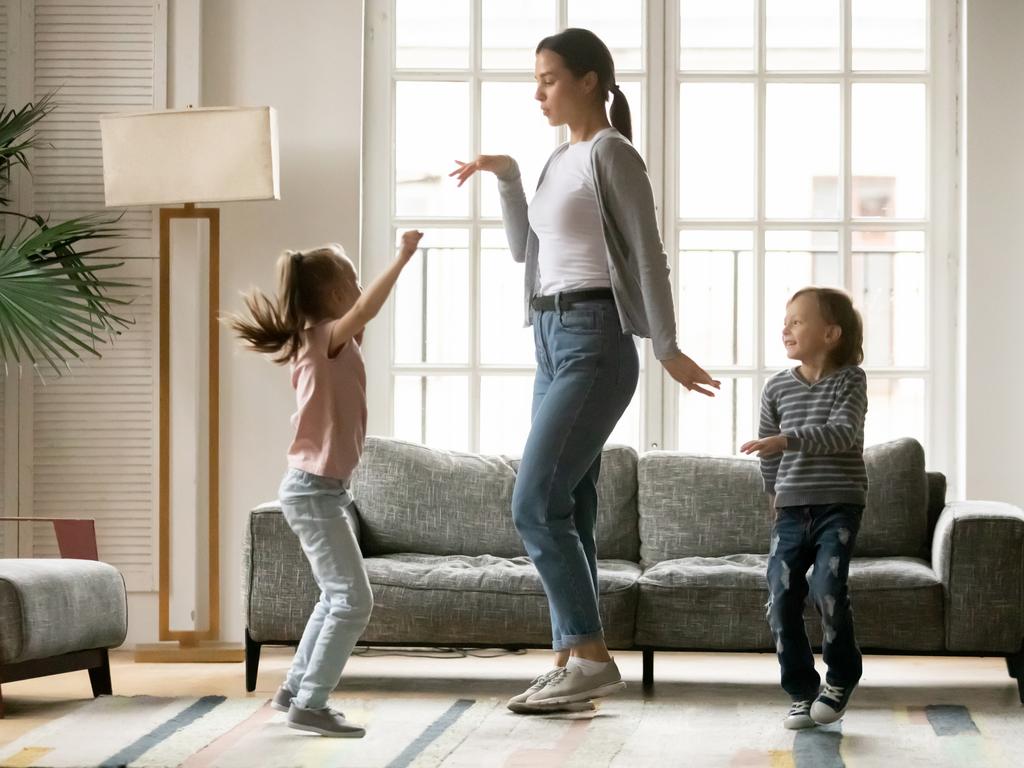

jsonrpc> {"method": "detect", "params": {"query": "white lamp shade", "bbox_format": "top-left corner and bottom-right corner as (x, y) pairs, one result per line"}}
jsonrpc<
(100, 106), (280, 206)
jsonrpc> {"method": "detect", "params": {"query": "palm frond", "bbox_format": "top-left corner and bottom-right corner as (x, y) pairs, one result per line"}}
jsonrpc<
(0, 226), (134, 377)
(0, 92), (57, 206)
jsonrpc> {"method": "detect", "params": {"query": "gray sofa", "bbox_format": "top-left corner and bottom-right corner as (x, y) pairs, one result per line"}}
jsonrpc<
(242, 437), (1024, 701)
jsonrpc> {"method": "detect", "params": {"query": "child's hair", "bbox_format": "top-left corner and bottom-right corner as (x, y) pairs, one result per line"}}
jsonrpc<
(226, 244), (357, 364)
(535, 28), (632, 143)
(789, 287), (864, 368)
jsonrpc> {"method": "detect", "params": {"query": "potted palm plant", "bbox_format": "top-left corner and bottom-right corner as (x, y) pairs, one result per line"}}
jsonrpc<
(0, 92), (131, 378)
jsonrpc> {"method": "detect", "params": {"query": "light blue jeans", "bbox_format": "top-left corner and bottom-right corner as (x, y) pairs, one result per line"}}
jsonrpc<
(279, 468), (373, 710)
(511, 299), (639, 651)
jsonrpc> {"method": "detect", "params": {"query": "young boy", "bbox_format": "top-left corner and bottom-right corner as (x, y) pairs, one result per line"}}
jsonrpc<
(741, 287), (868, 730)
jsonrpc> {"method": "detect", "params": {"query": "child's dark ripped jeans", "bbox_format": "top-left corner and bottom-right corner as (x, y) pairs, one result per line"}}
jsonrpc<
(766, 503), (864, 700)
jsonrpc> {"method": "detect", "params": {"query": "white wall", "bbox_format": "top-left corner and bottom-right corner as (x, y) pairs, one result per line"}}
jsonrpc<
(961, 0), (1024, 509)
(196, 0), (362, 647)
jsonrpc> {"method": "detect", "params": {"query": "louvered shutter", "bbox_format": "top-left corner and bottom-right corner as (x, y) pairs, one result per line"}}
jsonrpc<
(18, 0), (165, 591)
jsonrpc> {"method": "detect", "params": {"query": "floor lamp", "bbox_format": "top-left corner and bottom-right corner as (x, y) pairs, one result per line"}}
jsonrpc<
(100, 106), (280, 661)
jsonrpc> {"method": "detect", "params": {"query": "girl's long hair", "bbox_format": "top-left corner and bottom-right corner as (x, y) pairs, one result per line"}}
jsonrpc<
(790, 287), (865, 368)
(225, 244), (355, 364)
(536, 27), (632, 143)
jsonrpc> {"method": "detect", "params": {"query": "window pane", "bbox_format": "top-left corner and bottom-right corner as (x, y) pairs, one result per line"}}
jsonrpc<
(864, 377), (924, 448)
(680, 0), (755, 71)
(679, 83), (755, 218)
(853, 0), (927, 71)
(851, 230), (926, 368)
(763, 230), (841, 368)
(480, 228), (535, 365)
(608, 387), (642, 451)
(766, 84), (841, 219)
(678, 230), (754, 367)
(482, 0), (555, 70)
(766, 0), (841, 71)
(852, 84), (926, 219)
(394, 375), (470, 451)
(678, 377), (754, 456)
(481, 82), (560, 218)
(394, 229), (470, 365)
(568, 0), (643, 71)
(396, 81), (470, 217)
(396, 0), (469, 69)
(480, 375), (534, 455)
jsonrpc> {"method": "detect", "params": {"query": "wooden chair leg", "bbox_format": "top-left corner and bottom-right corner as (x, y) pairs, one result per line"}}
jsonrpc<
(88, 649), (112, 697)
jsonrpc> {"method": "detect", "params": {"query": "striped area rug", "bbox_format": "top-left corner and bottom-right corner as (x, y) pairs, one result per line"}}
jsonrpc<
(0, 688), (1019, 768)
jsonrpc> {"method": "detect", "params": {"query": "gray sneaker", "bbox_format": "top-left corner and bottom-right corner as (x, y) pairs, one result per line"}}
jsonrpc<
(286, 703), (366, 738)
(525, 660), (626, 705)
(784, 699), (815, 730)
(506, 668), (563, 710)
(271, 685), (295, 713)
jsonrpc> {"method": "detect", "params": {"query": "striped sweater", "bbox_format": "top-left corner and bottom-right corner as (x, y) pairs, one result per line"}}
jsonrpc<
(758, 365), (868, 508)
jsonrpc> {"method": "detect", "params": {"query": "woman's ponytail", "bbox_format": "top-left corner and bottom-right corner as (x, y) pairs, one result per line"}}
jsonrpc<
(609, 83), (632, 143)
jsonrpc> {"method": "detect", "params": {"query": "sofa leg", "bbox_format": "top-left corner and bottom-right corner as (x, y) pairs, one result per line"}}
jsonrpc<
(642, 649), (654, 690)
(88, 649), (113, 697)
(1007, 648), (1024, 704)
(245, 629), (261, 693)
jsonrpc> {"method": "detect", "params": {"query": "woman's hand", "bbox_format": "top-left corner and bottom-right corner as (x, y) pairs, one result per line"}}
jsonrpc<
(449, 155), (513, 187)
(740, 435), (788, 457)
(661, 353), (721, 397)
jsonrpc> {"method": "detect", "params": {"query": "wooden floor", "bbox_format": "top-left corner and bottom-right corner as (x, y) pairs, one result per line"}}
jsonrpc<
(0, 647), (1016, 748)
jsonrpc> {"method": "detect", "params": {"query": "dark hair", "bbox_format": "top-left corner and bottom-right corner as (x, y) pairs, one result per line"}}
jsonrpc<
(224, 244), (356, 364)
(789, 287), (864, 368)
(536, 28), (632, 143)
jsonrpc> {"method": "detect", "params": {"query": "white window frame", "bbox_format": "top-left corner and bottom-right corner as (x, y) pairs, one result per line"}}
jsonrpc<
(362, 0), (959, 487)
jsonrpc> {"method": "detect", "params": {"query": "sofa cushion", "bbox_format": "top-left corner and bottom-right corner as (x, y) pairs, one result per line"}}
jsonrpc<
(857, 438), (929, 558)
(637, 453), (772, 564)
(637, 438), (930, 564)
(361, 555), (640, 648)
(634, 554), (944, 652)
(0, 559), (127, 665)
(350, 437), (639, 561)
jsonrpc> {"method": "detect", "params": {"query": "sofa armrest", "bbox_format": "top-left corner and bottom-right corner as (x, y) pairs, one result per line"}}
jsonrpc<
(931, 500), (1024, 652)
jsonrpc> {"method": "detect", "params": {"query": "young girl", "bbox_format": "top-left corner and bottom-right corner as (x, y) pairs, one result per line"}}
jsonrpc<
(741, 287), (868, 731)
(227, 230), (422, 737)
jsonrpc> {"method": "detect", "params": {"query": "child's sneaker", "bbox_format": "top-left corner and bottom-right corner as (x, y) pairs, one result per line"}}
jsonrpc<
(783, 699), (815, 730)
(287, 703), (365, 738)
(810, 683), (855, 724)
(271, 685), (295, 712)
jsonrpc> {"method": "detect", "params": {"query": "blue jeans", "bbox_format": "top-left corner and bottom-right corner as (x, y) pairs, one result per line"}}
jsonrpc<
(279, 468), (374, 710)
(766, 503), (864, 699)
(511, 299), (639, 651)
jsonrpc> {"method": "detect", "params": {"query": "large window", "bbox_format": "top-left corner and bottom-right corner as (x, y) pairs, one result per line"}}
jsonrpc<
(364, 0), (955, 474)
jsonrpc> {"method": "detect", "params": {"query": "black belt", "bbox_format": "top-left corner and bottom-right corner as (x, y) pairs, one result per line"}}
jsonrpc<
(530, 288), (614, 312)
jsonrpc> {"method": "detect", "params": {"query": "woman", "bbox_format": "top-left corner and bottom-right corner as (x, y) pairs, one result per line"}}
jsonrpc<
(451, 28), (719, 713)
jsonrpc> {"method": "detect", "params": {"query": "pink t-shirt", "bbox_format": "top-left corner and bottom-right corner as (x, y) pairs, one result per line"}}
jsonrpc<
(286, 322), (367, 481)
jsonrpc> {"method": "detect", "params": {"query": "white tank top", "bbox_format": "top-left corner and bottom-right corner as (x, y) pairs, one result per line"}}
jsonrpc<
(528, 128), (613, 295)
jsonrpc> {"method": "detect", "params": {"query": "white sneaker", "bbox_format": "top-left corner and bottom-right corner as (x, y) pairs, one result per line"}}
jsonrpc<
(524, 660), (625, 706)
(784, 699), (815, 730)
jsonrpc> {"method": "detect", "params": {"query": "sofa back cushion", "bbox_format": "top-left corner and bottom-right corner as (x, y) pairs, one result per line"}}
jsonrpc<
(638, 453), (772, 565)
(351, 438), (639, 560)
(637, 438), (930, 565)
